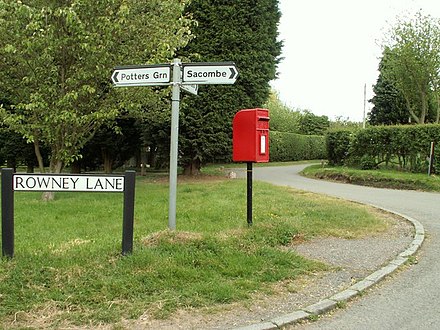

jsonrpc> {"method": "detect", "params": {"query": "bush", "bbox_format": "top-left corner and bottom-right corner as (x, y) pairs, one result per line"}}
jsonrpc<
(360, 155), (377, 170)
(326, 129), (353, 165)
(326, 124), (440, 173)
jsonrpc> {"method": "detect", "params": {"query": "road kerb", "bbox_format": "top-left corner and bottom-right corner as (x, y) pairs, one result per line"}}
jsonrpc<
(233, 203), (425, 329)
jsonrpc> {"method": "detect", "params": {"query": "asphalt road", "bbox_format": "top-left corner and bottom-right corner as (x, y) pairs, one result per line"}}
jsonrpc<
(241, 164), (440, 330)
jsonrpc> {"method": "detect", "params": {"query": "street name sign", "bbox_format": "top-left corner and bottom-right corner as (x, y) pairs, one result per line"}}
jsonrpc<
(182, 62), (239, 85)
(112, 64), (171, 87)
(2, 170), (136, 258)
(13, 174), (124, 192)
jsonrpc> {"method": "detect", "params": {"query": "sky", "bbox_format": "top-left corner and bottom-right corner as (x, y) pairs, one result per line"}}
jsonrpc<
(270, 0), (440, 122)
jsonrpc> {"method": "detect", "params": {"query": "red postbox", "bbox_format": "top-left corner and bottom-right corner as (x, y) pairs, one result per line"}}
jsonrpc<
(232, 108), (270, 163)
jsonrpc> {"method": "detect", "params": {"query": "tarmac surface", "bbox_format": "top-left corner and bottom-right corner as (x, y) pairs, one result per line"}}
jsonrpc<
(234, 164), (437, 329)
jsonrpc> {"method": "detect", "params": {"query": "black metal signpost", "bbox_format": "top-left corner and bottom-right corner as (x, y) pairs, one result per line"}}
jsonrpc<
(1, 169), (14, 258)
(122, 171), (136, 255)
(1, 169), (136, 258)
(246, 162), (253, 226)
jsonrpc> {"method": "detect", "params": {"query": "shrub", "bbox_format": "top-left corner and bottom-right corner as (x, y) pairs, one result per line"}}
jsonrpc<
(326, 124), (440, 173)
(360, 155), (377, 170)
(326, 130), (353, 165)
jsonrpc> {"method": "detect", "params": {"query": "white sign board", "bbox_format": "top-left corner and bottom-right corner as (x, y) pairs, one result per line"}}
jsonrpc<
(180, 84), (198, 95)
(13, 174), (125, 192)
(112, 65), (171, 87)
(182, 62), (239, 85)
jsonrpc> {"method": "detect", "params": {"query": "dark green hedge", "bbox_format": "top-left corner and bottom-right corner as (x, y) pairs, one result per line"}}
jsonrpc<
(326, 124), (440, 172)
(270, 131), (326, 162)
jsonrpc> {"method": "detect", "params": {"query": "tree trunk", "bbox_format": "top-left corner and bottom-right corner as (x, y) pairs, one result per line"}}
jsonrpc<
(51, 159), (64, 173)
(420, 92), (427, 124)
(70, 160), (81, 174)
(183, 158), (201, 176)
(34, 140), (45, 173)
(102, 150), (113, 174)
(26, 164), (34, 173)
(41, 159), (64, 201)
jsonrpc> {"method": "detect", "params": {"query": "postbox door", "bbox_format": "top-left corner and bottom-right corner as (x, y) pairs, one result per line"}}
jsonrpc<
(232, 108), (269, 163)
(256, 111), (269, 162)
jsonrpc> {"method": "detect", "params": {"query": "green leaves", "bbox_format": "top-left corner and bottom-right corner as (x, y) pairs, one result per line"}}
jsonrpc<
(0, 0), (194, 171)
(327, 124), (440, 172)
(380, 12), (440, 124)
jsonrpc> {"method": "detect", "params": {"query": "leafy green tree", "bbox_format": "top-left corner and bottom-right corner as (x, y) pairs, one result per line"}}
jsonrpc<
(381, 12), (440, 124)
(265, 91), (332, 135)
(0, 0), (192, 177)
(177, 0), (283, 174)
(264, 91), (301, 133)
(329, 116), (362, 130)
(298, 110), (329, 135)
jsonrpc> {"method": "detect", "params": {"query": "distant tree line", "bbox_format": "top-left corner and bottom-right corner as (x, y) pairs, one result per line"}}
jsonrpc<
(264, 92), (331, 135)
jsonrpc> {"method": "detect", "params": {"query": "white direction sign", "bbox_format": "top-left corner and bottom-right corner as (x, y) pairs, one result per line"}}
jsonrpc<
(182, 62), (239, 85)
(112, 65), (171, 87)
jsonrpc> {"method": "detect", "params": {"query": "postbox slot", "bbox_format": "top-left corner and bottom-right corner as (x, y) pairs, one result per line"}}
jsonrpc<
(257, 116), (269, 130)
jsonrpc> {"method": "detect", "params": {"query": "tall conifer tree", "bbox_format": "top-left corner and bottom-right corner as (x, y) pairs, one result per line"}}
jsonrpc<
(178, 0), (282, 174)
(369, 49), (408, 125)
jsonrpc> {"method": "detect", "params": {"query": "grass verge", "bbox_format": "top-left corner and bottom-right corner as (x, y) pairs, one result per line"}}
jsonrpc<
(1, 175), (388, 328)
(302, 164), (440, 192)
(201, 160), (321, 175)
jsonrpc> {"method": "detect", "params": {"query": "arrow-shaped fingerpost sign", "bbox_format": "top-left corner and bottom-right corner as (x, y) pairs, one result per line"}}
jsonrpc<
(112, 60), (239, 231)
(112, 64), (171, 87)
(181, 62), (239, 85)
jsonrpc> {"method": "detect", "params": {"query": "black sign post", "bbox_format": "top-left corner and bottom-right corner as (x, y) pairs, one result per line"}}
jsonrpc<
(122, 171), (135, 255)
(1, 169), (136, 258)
(246, 162), (253, 226)
(1, 168), (14, 258)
